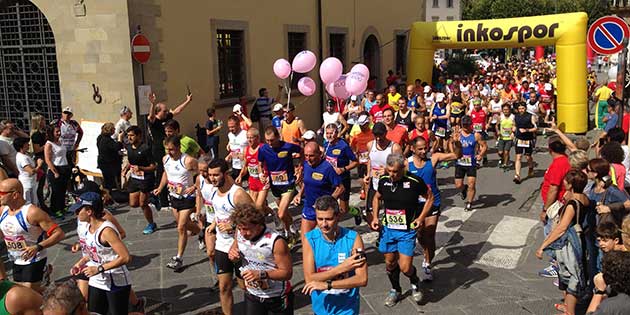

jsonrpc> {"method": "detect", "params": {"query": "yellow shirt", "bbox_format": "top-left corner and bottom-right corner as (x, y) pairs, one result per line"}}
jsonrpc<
(595, 86), (613, 101)
(551, 78), (558, 95)
(388, 93), (402, 111)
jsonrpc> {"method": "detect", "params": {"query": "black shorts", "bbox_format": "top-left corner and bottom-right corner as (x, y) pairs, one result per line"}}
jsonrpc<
(450, 112), (464, 119)
(366, 185), (377, 212)
(245, 291), (294, 315)
(426, 204), (441, 217)
(12, 258), (47, 283)
(357, 164), (367, 178)
(127, 178), (154, 193)
(455, 165), (477, 179)
(214, 250), (242, 276)
(231, 168), (247, 181)
(169, 196), (196, 211)
(514, 139), (534, 155)
(270, 185), (295, 199)
(340, 175), (351, 201)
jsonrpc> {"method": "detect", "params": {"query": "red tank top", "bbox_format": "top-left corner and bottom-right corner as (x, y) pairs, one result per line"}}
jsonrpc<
(409, 129), (430, 144)
(245, 145), (261, 178)
(471, 109), (487, 132)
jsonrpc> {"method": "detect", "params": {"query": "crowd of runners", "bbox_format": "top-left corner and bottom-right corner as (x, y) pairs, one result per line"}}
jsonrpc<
(0, 53), (629, 315)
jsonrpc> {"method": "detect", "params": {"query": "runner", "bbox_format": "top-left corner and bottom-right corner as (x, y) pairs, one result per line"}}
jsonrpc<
(236, 128), (266, 207)
(226, 115), (248, 180)
(407, 137), (460, 281)
(321, 99), (349, 136)
(469, 98), (488, 139)
(281, 103), (306, 145)
(301, 196), (368, 314)
(453, 116), (487, 211)
(164, 119), (204, 158)
(206, 158), (254, 315)
(405, 84), (423, 114)
(364, 123), (402, 218)
(69, 192), (132, 315)
(195, 154), (217, 264)
(361, 90), (377, 113)
(0, 178), (64, 293)
(497, 104), (515, 170)
(429, 93), (450, 154)
(449, 85), (466, 127)
(370, 153), (434, 306)
(488, 93), (503, 137)
(257, 127), (302, 243)
(513, 102), (537, 184)
(368, 94), (392, 124)
(123, 126), (157, 235)
(349, 115), (373, 201)
(394, 98), (415, 132)
(153, 135), (200, 271)
(228, 204), (293, 315)
(294, 142), (344, 237)
(0, 260), (43, 314)
(383, 107), (409, 150)
(323, 124), (357, 214)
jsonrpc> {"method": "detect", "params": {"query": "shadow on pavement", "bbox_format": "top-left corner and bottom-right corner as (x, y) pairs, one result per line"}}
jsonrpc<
(128, 253), (160, 271)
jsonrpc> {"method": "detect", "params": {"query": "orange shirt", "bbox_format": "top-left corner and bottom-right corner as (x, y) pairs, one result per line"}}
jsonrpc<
(281, 118), (302, 145)
(350, 130), (374, 164)
(386, 125), (408, 147)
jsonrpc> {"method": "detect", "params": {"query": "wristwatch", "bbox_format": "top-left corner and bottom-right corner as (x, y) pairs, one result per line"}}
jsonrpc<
(97, 265), (105, 274)
(326, 279), (333, 290)
(593, 287), (607, 295)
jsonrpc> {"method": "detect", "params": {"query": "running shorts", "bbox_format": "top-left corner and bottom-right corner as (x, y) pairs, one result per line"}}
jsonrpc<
(12, 258), (47, 283)
(378, 226), (417, 257)
(455, 165), (477, 179)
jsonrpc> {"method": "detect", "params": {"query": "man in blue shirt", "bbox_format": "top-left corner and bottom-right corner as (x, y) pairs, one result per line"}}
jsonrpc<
(301, 196), (368, 315)
(324, 124), (358, 215)
(603, 103), (619, 133)
(271, 103), (284, 134)
(294, 142), (344, 238)
(258, 126), (302, 246)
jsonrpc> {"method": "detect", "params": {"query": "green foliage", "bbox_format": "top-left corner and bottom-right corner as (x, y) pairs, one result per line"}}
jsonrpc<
(444, 55), (478, 76)
(462, 0), (610, 25)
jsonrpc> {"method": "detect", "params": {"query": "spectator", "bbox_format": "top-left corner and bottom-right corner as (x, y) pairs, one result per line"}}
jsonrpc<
(204, 108), (222, 159)
(604, 128), (630, 190)
(164, 119), (203, 158)
(96, 122), (123, 191)
(30, 114), (48, 211)
(44, 123), (70, 218)
(596, 221), (622, 254)
(271, 103), (284, 134)
(253, 86), (282, 130)
(586, 251), (630, 315)
(42, 279), (88, 315)
(621, 106), (630, 137)
(603, 103), (619, 133)
(55, 107), (83, 166)
(0, 120), (19, 177)
(114, 106), (133, 144)
(386, 70), (398, 87)
(599, 142), (626, 190)
(13, 137), (43, 205)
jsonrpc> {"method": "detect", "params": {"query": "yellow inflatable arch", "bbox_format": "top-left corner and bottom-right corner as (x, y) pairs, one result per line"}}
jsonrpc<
(408, 12), (588, 133)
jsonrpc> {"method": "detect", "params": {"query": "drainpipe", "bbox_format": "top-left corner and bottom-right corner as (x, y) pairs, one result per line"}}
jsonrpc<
(317, 0), (324, 126)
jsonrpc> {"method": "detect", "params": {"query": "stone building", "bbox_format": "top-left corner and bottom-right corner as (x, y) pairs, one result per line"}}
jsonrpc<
(0, 0), (425, 138)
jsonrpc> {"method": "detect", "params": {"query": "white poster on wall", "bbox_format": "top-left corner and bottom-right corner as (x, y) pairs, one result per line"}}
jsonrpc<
(77, 120), (104, 176)
(137, 85), (152, 115)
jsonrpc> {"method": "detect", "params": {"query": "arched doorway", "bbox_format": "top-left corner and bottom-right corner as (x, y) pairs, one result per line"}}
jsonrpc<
(0, 0), (61, 131)
(363, 34), (380, 90)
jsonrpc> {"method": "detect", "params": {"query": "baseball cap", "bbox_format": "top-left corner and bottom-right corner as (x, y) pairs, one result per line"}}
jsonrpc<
(446, 79), (453, 85)
(302, 130), (316, 140)
(497, 84), (504, 90)
(120, 106), (131, 115)
(232, 104), (242, 112)
(350, 95), (357, 101)
(326, 99), (335, 106)
(357, 115), (369, 126)
(273, 103), (284, 112)
(435, 93), (445, 103)
(69, 192), (103, 214)
(284, 103), (296, 112)
(544, 83), (553, 91)
(62, 107), (73, 114)
(424, 85), (431, 93)
(372, 122), (387, 136)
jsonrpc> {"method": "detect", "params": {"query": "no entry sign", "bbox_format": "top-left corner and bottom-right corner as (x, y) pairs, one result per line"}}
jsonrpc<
(131, 34), (151, 64)
(587, 16), (630, 55)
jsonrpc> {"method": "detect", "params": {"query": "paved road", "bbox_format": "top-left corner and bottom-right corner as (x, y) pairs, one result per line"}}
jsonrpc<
(3, 131), (602, 314)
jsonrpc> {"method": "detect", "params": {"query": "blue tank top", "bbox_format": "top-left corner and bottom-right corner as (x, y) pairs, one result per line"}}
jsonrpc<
(407, 95), (419, 109)
(457, 132), (477, 167)
(407, 157), (440, 207)
(364, 98), (377, 112)
(432, 105), (448, 127)
(306, 227), (360, 315)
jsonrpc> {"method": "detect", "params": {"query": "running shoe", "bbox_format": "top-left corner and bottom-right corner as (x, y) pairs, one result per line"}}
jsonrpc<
(53, 211), (64, 219)
(360, 190), (366, 200)
(143, 222), (157, 235)
(166, 256), (183, 270)
(461, 184), (468, 200)
(422, 262), (433, 282)
(384, 289), (400, 307)
(411, 284), (424, 303)
(273, 214), (284, 232)
(131, 296), (147, 314)
(553, 279), (559, 287)
(42, 264), (53, 287)
(528, 168), (535, 178)
(286, 233), (298, 250)
(538, 264), (558, 278)
(464, 202), (472, 212)
(198, 238), (206, 251)
(148, 203), (158, 214)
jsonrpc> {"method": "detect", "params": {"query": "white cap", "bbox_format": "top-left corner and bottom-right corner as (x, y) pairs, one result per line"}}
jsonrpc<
(63, 107), (73, 114)
(357, 114), (369, 126)
(544, 83), (553, 91)
(350, 95), (357, 101)
(232, 104), (242, 112)
(302, 130), (316, 140)
(273, 103), (284, 112)
(423, 85), (431, 93)
(480, 89), (489, 96)
(435, 93), (445, 102)
(497, 84), (504, 90)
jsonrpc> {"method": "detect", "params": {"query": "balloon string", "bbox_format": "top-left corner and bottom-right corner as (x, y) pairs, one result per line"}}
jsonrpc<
(298, 96), (310, 106)
(287, 72), (293, 108)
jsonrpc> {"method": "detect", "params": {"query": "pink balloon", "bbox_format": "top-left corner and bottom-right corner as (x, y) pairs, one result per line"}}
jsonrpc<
(273, 59), (292, 79)
(292, 50), (317, 73)
(319, 57), (343, 84)
(297, 76), (316, 96)
(329, 74), (350, 99)
(351, 63), (370, 77)
(345, 71), (368, 95)
(326, 82), (337, 97)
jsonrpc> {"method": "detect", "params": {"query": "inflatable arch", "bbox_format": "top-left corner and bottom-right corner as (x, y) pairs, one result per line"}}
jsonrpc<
(408, 13), (588, 133)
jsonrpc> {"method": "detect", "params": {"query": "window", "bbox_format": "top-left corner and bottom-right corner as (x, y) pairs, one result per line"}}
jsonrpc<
(217, 29), (245, 99)
(432, 16), (440, 22)
(446, 16), (454, 21)
(395, 34), (407, 75)
(329, 33), (346, 67)
(447, 0), (453, 8)
(288, 32), (307, 88)
(433, 0), (439, 8)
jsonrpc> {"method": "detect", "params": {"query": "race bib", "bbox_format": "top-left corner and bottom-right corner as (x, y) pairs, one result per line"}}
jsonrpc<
(358, 151), (369, 163)
(130, 168), (145, 180)
(204, 202), (215, 214)
(473, 123), (483, 133)
(86, 245), (100, 263)
(436, 127), (446, 138)
(270, 170), (289, 186)
(458, 154), (473, 166)
(517, 139), (530, 148)
(371, 166), (383, 178)
(325, 155), (338, 168)
(4, 235), (27, 252)
(385, 209), (407, 230)
(501, 127), (511, 138)
(247, 165), (259, 177)
(167, 181), (185, 196)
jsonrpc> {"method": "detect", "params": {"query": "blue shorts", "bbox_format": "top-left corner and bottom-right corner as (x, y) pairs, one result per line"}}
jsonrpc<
(302, 206), (316, 221)
(378, 226), (417, 257)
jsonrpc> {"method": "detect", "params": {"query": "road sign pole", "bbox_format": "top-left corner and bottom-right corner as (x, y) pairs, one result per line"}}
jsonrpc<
(617, 38), (628, 129)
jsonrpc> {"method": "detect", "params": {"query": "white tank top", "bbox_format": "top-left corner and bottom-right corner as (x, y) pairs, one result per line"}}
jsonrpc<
(0, 204), (47, 265)
(199, 177), (216, 224)
(59, 120), (78, 150)
(526, 100), (539, 116)
(85, 220), (131, 291)
(369, 140), (393, 190)
(238, 227), (290, 298)
(323, 112), (340, 128)
(46, 140), (68, 166)
(211, 184), (244, 253)
(164, 154), (194, 198)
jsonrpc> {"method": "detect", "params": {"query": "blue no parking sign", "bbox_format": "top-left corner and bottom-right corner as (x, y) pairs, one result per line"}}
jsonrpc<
(588, 15), (630, 55)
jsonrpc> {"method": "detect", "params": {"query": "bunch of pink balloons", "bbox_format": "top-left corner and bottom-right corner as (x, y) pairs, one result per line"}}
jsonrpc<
(273, 50), (318, 96)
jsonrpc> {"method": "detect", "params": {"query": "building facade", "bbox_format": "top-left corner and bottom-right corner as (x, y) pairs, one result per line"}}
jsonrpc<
(1, 0), (425, 141)
(426, 0), (460, 22)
